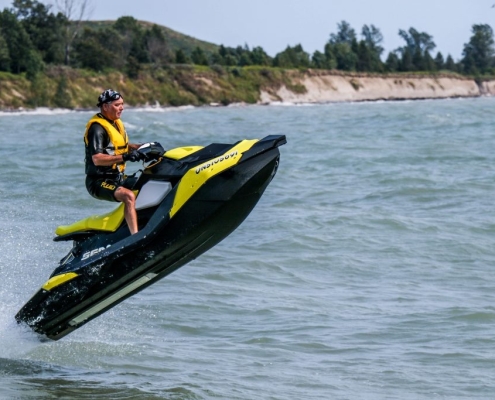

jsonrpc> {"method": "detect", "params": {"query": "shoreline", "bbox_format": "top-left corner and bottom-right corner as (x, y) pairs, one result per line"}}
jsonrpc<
(1, 71), (495, 113)
(0, 95), (492, 115)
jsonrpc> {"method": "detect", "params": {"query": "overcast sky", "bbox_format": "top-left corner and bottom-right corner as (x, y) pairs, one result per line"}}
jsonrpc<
(1, 0), (495, 60)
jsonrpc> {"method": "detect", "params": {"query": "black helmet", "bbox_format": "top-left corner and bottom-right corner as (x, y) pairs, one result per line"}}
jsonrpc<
(96, 89), (122, 107)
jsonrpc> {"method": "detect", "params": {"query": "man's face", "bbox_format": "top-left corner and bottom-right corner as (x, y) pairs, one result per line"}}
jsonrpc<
(102, 98), (124, 121)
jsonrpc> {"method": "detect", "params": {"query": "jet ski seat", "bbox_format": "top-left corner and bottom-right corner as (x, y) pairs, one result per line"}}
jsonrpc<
(55, 203), (125, 237)
(53, 146), (203, 241)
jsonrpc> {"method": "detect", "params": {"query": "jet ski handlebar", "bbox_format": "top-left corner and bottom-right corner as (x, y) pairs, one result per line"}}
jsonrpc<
(137, 142), (165, 162)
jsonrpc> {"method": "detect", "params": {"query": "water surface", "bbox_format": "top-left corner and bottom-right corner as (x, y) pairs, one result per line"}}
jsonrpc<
(1, 98), (495, 399)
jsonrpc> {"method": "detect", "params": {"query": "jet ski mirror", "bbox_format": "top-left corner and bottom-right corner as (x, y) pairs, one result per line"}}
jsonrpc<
(137, 142), (166, 162)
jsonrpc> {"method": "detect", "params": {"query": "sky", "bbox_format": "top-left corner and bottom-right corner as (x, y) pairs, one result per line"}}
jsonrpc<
(1, 0), (495, 60)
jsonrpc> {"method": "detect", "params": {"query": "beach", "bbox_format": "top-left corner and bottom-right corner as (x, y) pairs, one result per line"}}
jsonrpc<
(259, 71), (495, 104)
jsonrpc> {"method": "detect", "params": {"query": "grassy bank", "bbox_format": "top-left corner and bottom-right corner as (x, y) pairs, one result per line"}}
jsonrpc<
(0, 66), (486, 111)
(0, 65), (307, 110)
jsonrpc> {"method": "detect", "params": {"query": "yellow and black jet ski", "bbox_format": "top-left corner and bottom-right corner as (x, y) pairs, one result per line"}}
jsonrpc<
(15, 135), (286, 340)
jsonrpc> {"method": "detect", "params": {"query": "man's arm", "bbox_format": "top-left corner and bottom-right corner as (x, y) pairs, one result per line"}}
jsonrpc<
(92, 153), (125, 166)
(93, 145), (143, 166)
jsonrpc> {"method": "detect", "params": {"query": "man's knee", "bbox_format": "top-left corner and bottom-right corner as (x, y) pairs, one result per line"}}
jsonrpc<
(115, 187), (135, 205)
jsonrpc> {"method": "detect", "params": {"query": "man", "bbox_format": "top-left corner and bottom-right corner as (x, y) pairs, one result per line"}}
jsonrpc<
(84, 89), (142, 235)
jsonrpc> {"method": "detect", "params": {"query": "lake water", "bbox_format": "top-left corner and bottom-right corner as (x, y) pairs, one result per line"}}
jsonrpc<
(1, 97), (495, 399)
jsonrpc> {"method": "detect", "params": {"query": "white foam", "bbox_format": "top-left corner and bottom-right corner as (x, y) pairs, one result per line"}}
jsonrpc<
(265, 101), (319, 107)
(0, 107), (88, 117)
(0, 304), (43, 358)
(0, 104), (198, 117)
(129, 104), (195, 113)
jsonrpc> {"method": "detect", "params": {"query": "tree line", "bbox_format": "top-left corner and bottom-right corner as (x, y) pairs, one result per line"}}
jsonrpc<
(1, 0), (494, 80)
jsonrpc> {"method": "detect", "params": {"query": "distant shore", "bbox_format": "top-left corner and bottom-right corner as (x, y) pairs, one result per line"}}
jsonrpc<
(258, 71), (495, 104)
(1, 68), (494, 111)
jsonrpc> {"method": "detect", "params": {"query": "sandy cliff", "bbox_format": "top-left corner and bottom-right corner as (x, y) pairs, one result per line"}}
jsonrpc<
(259, 72), (495, 104)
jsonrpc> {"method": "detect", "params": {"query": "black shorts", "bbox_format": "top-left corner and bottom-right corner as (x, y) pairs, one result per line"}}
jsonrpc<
(85, 175), (123, 202)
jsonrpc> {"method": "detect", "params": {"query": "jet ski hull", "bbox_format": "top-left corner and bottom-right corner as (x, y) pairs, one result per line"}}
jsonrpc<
(15, 135), (285, 340)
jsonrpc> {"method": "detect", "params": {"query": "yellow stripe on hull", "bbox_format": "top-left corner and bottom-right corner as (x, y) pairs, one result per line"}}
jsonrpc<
(170, 139), (258, 218)
(42, 273), (79, 291)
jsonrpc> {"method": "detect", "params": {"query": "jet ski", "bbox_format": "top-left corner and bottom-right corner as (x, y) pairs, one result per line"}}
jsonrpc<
(15, 135), (286, 340)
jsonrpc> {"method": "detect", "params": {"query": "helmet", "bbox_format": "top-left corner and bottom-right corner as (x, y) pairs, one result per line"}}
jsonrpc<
(96, 89), (122, 107)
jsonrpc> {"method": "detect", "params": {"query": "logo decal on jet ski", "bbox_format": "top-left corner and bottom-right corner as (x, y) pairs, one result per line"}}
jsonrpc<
(81, 245), (111, 260)
(195, 151), (238, 174)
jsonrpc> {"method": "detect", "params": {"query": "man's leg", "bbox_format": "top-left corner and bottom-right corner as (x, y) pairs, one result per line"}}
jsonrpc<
(115, 187), (138, 234)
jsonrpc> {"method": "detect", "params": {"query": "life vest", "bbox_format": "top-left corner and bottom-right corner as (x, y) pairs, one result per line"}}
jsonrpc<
(84, 114), (129, 173)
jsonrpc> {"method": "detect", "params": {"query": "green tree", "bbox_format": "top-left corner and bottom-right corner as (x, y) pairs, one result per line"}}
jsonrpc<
(399, 47), (414, 71)
(239, 52), (252, 66)
(224, 54), (237, 66)
(423, 50), (436, 71)
(114, 16), (149, 64)
(327, 21), (358, 71)
(145, 24), (172, 66)
(0, 33), (10, 71)
(332, 42), (357, 71)
(361, 24), (384, 71)
(384, 51), (399, 72)
(311, 47), (337, 70)
(126, 55), (140, 78)
(412, 46), (424, 71)
(444, 54), (457, 72)
(250, 46), (271, 66)
(24, 48), (44, 79)
(54, 0), (93, 66)
(191, 46), (208, 65)
(311, 50), (326, 69)
(323, 43), (337, 69)
(234, 45), (252, 66)
(356, 40), (372, 72)
(0, 8), (42, 75)
(72, 27), (120, 71)
(462, 24), (494, 74)
(330, 20), (356, 44)
(13, 0), (66, 64)
(273, 44), (310, 68)
(397, 27), (436, 71)
(212, 44), (269, 67)
(434, 52), (444, 70)
(175, 48), (189, 64)
(213, 45), (232, 65)
(398, 27), (436, 54)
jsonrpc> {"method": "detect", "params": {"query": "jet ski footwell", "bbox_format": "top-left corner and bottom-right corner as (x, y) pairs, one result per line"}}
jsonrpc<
(15, 135), (286, 340)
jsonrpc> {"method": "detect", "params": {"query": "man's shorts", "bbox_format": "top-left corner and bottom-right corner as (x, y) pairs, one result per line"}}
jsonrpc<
(85, 175), (123, 202)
